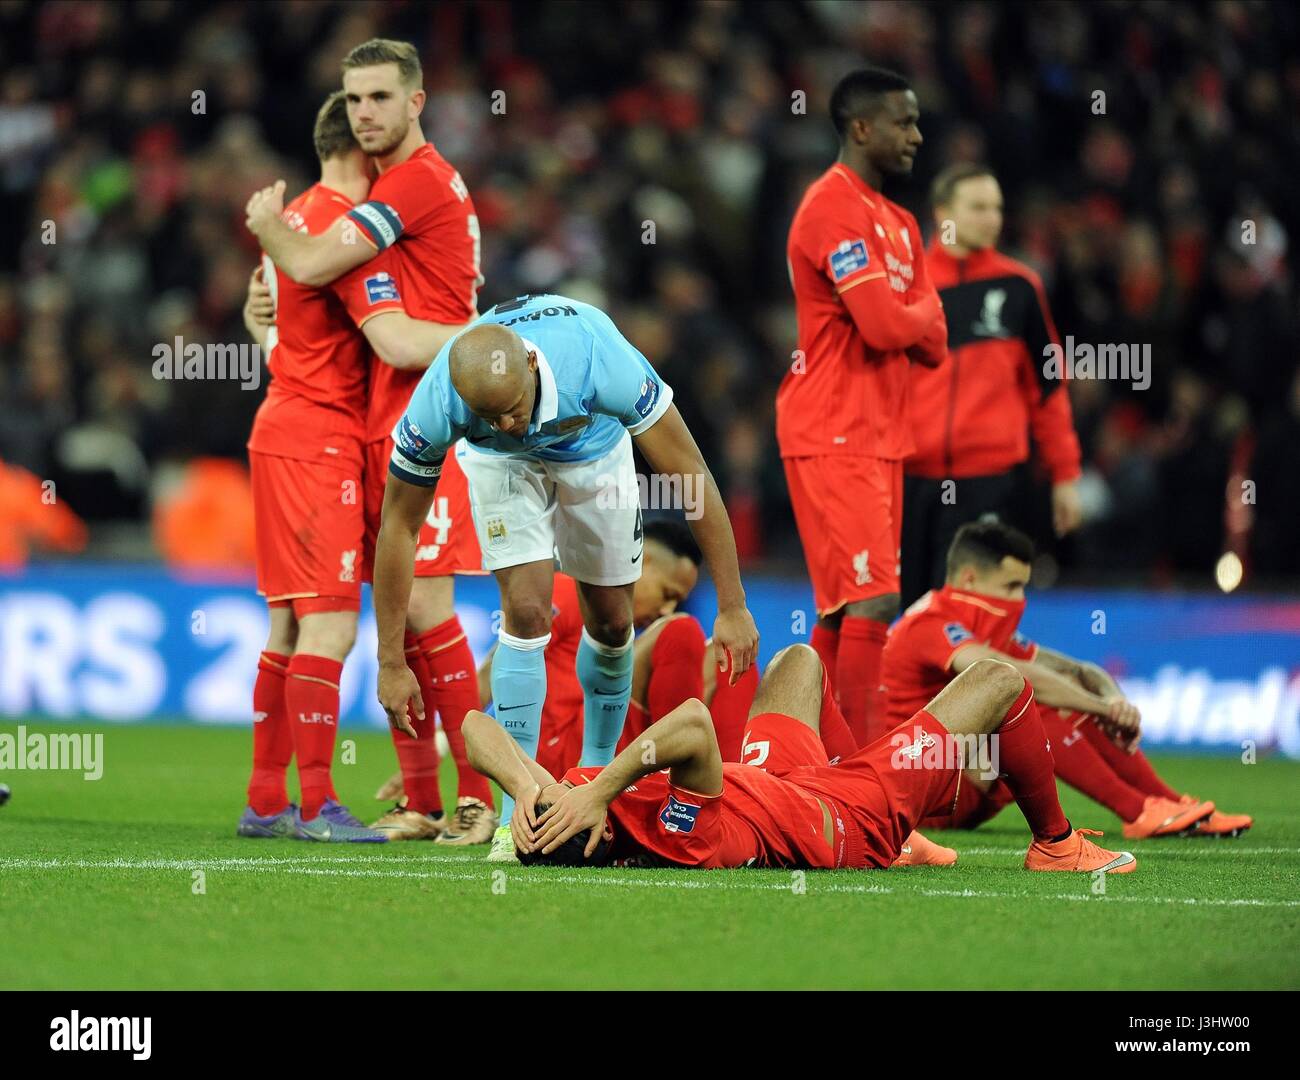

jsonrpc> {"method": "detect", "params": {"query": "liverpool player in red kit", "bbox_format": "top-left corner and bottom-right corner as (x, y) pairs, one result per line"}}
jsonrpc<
(883, 520), (1252, 838)
(246, 40), (494, 843)
(464, 645), (1136, 874)
(779, 67), (947, 752)
(238, 92), (406, 842)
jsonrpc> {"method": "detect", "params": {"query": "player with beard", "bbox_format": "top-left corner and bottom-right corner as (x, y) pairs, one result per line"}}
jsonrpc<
(246, 39), (494, 843)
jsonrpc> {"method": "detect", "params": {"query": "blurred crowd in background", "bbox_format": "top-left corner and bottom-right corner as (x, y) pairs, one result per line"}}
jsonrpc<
(0, 0), (1296, 585)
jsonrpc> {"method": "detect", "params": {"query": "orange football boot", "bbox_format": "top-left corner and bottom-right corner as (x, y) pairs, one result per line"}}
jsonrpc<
(891, 829), (958, 867)
(1025, 828), (1136, 873)
(1180, 795), (1252, 837)
(1122, 795), (1214, 839)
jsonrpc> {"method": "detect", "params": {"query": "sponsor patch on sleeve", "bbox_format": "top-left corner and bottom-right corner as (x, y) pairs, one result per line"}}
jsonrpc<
(365, 271), (400, 305)
(944, 622), (974, 647)
(658, 794), (701, 834)
(633, 376), (661, 419)
(828, 238), (870, 282)
(394, 415), (429, 456)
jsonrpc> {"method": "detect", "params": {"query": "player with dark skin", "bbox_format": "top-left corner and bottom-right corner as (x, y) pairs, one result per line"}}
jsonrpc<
(373, 325), (759, 736)
(818, 83), (931, 646)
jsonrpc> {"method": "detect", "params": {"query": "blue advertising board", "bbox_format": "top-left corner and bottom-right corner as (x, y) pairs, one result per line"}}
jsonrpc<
(1, 564), (1296, 756)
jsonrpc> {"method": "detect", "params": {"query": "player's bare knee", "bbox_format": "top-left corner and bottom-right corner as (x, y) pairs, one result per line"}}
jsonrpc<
(767, 642), (821, 681)
(680, 698), (713, 742)
(586, 611), (633, 647)
(845, 594), (899, 623)
(968, 658), (1024, 714)
(503, 603), (552, 640)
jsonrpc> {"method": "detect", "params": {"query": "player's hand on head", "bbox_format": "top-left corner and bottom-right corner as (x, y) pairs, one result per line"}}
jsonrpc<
(535, 784), (609, 858)
(510, 783), (542, 853)
(713, 606), (759, 685)
(377, 662), (422, 739)
(245, 266), (275, 326)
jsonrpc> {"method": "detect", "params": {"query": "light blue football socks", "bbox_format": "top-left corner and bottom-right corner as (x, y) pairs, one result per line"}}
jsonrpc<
(493, 628), (550, 823)
(577, 627), (635, 766)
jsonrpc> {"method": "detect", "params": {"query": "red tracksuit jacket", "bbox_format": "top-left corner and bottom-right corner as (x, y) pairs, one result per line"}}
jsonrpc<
(906, 243), (1081, 482)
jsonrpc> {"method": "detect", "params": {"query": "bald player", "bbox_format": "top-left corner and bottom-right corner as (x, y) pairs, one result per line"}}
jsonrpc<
(372, 294), (759, 861)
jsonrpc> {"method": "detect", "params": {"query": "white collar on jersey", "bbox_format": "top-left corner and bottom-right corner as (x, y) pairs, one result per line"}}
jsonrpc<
(522, 336), (559, 430)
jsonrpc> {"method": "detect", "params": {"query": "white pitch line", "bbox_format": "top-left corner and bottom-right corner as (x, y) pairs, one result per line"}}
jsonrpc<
(2, 856), (1297, 909)
(958, 846), (1300, 857)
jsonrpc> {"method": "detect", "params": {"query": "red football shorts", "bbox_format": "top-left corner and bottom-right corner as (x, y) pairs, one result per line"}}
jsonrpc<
(250, 450), (363, 614)
(740, 711), (829, 776)
(788, 711), (961, 866)
(920, 775), (1015, 831)
(782, 454), (903, 615)
(362, 438), (484, 581)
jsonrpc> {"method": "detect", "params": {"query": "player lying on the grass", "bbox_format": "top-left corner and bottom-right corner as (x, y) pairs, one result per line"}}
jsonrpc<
(465, 644), (1138, 873)
(372, 299), (760, 863)
(373, 522), (757, 837)
(883, 519), (1252, 838)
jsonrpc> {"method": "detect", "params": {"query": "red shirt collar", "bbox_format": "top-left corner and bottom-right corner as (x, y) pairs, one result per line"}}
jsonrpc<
(830, 163), (882, 208)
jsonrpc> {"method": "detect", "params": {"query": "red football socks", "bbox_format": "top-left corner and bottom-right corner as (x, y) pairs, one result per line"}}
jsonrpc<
(810, 622), (840, 692)
(247, 650), (292, 816)
(394, 634), (443, 816)
(649, 615), (706, 717)
(1039, 708), (1146, 822)
(709, 664), (757, 762)
(1078, 714), (1181, 802)
(816, 663), (859, 762)
(838, 616), (888, 747)
(286, 653), (343, 820)
(996, 683), (1071, 841)
(419, 617), (493, 807)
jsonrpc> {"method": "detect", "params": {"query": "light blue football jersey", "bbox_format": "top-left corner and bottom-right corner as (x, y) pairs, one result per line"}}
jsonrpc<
(389, 293), (673, 486)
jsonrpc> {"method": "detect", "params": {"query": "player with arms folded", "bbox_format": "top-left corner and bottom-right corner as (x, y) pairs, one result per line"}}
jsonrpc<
(370, 297), (759, 862)
(779, 66), (947, 753)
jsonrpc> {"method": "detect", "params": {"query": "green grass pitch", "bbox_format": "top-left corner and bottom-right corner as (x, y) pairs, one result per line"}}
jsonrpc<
(1, 721), (1297, 990)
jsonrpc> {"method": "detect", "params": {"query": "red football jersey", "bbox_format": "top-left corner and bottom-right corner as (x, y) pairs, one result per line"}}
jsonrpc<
(248, 183), (403, 471)
(562, 763), (848, 869)
(881, 586), (1034, 727)
(778, 164), (941, 460)
(346, 143), (483, 444)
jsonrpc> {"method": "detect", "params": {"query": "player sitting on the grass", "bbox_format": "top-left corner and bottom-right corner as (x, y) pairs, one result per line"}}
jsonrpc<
(465, 644), (1138, 874)
(883, 519), (1252, 838)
